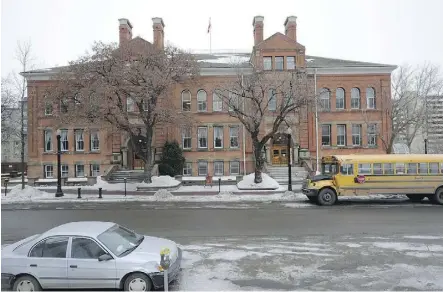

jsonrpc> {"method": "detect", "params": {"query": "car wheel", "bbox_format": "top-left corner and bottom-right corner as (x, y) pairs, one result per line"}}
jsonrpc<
(406, 194), (425, 202)
(124, 272), (153, 291)
(429, 188), (443, 205)
(12, 275), (42, 291)
(317, 188), (337, 206)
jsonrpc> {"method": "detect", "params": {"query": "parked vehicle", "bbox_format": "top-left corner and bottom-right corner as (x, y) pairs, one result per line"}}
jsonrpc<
(1, 221), (182, 291)
(302, 154), (443, 206)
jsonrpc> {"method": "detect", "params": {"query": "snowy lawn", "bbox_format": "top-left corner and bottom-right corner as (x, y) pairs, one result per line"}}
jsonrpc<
(237, 173), (280, 190)
(136, 176), (181, 188)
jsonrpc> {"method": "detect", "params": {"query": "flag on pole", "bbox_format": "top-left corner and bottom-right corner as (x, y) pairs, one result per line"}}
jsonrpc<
(207, 17), (211, 34)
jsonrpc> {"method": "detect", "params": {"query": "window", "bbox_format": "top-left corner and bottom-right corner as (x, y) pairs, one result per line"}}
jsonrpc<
(268, 89), (277, 111)
(358, 163), (372, 175)
(142, 99), (148, 111)
(181, 90), (191, 111)
(275, 57), (284, 70)
(395, 163), (406, 174)
(183, 162), (192, 176)
(44, 165), (54, 178)
(90, 130), (100, 151)
(182, 128), (191, 149)
(91, 164), (100, 177)
(406, 163), (417, 174)
(45, 102), (53, 116)
(214, 161), (224, 176)
(352, 124), (362, 146)
(321, 125), (331, 146)
(44, 130), (52, 152)
(71, 238), (106, 259)
(29, 237), (69, 258)
(351, 88), (361, 109)
(429, 162), (439, 174)
(61, 165), (69, 178)
(367, 124), (377, 146)
(263, 57), (272, 70)
(126, 97), (135, 112)
(319, 88), (330, 111)
(373, 163), (383, 175)
(228, 92), (239, 112)
(336, 88), (345, 110)
(75, 129), (84, 151)
(337, 125), (346, 146)
(286, 56), (295, 70)
(366, 87), (376, 109)
(418, 163), (428, 174)
(383, 163), (394, 175)
(213, 92), (222, 112)
(60, 129), (69, 151)
(230, 161), (240, 175)
(60, 99), (68, 113)
(229, 126), (239, 148)
(214, 126), (223, 148)
(75, 164), (85, 177)
(197, 90), (207, 112)
(198, 127), (208, 149)
(198, 161), (208, 176)
(340, 164), (353, 175)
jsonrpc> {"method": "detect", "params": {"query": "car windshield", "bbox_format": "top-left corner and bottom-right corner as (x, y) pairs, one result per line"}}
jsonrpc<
(322, 163), (338, 175)
(97, 224), (144, 257)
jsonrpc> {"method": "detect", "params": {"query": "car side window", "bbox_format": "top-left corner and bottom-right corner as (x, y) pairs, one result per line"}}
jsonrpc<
(71, 237), (107, 259)
(29, 237), (69, 258)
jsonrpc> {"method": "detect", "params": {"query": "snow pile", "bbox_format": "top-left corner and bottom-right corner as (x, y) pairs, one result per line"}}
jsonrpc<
(237, 173), (280, 190)
(2, 185), (52, 202)
(153, 189), (174, 200)
(138, 176), (180, 188)
(216, 191), (236, 199)
(282, 190), (306, 200)
(91, 176), (137, 191)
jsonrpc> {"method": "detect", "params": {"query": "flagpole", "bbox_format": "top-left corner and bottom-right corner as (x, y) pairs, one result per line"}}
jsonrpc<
(209, 17), (212, 54)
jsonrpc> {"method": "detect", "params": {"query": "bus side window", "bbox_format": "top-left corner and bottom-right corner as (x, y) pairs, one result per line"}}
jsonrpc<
(358, 163), (372, 175)
(430, 162), (439, 174)
(340, 164), (353, 175)
(373, 163), (383, 175)
(395, 163), (405, 175)
(383, 163), (394, 175)
(418, 163), (429, 174)
(406, 163), (418, 175)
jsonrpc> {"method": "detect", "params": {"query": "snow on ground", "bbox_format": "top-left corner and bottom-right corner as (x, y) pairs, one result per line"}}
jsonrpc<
(237, 173), (280, 190)
(137, 176), (181, 188)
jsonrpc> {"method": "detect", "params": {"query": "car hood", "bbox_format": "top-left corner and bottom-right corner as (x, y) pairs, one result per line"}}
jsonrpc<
(122, 236), (178, 264)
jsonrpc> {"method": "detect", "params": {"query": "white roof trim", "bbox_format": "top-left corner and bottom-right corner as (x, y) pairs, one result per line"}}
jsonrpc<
(308, 66), (397, 75)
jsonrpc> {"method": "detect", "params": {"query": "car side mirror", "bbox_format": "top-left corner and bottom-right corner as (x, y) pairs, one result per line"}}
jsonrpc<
(98, 253), (113, 262)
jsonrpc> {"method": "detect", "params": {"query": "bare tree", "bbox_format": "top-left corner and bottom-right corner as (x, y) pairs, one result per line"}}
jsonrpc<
(47, 41), (199, 183)
(1, 76), (19, 139)
(215, 69), (313, 183)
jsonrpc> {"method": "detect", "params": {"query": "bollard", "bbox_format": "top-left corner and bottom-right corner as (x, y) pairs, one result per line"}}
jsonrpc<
(77, 188), (82, 199)
(98, 187), (102, 199)
(4, 178), (9, 196)
(124, 178), (127, 196)
(218, 178), (221, 193)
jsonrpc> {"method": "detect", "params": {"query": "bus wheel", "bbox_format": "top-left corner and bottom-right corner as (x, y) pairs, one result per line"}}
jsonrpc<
(307, 196), (318, 204)
(429, 188), (443, 205)
(406, 194), (425, 202)
(317, 188), (337, 206)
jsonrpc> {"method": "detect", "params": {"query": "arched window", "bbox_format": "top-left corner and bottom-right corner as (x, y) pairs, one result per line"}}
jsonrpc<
(336, 88), (345, 110)
(366, 87), (376, 109)
(181, 90), (191, 112)
(351, 88), (360, 109)
(197, 90), (207, 112)
(268, 89), (277, 111)
(319, 88), (331, 111)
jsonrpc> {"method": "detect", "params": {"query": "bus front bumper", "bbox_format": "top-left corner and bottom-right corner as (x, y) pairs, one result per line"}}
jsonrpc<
(302, 188), (318, 197)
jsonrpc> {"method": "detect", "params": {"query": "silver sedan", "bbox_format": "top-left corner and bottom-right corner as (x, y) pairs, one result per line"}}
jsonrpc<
(1, 221), (182, 291)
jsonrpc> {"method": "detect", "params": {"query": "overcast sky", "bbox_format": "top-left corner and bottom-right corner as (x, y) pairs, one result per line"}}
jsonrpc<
(2, 0), (443, 77)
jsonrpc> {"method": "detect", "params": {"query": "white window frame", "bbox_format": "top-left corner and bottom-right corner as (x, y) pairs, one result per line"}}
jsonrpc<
(197, 90), (207, 112)
(90, 130), (100, 151)
(366, 87), (376, 109)
(60, 99), (68, 113)
(60, 130), (69, 152)
(321, 125), (331, 146)
(91, 164), (100, 177)
(229, 161), (240, 175)
(126, 97), (135, 112)
(44, 165), (54, 178)
(212, 92), (222, 112)
(320, 88), (331, 111)
(183, 162), (192, 176)
(286, 56), (295, 70)
(214, 161), (224, 176)
(337, 124), (346, 146)
(367, 124), (377, 146)
(44, 130), (53, 152)
(75, 129), (84, 151)
(197, 127), (208, 149)
(229, 126), (239, 148)
(181, 90), (191, 112)
(198, 161), (208, 176)
(45, 101), (53, 116)
(336, 88), (345, 110)
(351, 88), (361, 109)
(228, 93), (239, 112)
(268, 89), (277, 111)
(182, 128), (191, 150)
(75, 164), (85, 178)
(352, 124), (362, 146)
(213, 126), (223, 149)
(275, 56), (284, 70)
(263, 57), (272, 70)
(61, 165), (69, 178)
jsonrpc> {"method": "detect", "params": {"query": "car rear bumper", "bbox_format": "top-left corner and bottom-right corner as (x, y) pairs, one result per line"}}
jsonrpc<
(150, 247), (182, 289)
(1, 273), (15, 290)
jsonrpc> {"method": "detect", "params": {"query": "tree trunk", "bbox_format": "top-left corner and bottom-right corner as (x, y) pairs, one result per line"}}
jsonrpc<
(252, 138), (265, 184)
(143, 127), (154, 184)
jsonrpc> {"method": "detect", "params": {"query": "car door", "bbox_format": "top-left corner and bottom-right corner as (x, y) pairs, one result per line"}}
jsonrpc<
(26, 236), (69, 289)
(67, 236), (117, 289)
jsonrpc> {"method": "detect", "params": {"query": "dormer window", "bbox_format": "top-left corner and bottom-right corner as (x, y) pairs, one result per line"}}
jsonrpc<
(287, 57), (296, 70)
(275, 57), (284, 70)
(263, 57), (272, 70)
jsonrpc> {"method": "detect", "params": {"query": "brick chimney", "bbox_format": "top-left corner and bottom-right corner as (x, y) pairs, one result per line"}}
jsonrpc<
(152, 17), (165, 50)
(119, 18), (133, 47)
(284, 16), (297, 42)
(253, 16), (264, 46)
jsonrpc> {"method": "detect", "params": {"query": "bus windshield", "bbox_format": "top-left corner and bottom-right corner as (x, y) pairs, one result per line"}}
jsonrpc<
(322, 163), (338, 175)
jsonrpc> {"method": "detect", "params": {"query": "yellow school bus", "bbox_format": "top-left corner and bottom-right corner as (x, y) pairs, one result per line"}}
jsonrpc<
(302, 154), (443, 206)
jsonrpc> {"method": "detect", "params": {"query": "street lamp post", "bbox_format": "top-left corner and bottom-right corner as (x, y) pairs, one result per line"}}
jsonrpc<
(287, 127), (292, 191)
(55, 129), (64, 197)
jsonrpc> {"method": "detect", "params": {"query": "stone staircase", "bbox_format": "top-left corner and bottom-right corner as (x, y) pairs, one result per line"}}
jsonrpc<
(266, 165), (309, 184)
(107, 169), (146, 183)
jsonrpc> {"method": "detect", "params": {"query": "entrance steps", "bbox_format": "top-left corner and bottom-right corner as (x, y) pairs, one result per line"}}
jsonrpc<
(267, 165), (308, 184)
(107, 170), (146, 183)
